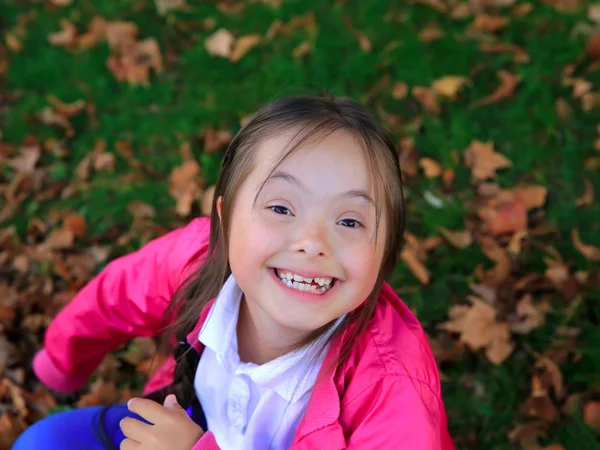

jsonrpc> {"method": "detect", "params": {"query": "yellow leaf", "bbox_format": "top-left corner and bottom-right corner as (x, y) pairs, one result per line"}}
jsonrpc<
(432, 76), (471, 100)
(230, 34), (261, 62)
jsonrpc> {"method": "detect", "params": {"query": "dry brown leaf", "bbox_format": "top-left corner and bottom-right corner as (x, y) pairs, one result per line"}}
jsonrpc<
(170, 160), (201, 217)
(128, 201), (156, 220)
(583, 401), (600, 433)
(438, 296), (514, 364)
(442, 168), (455, 188)
(471, 70), (521, 108)
(155, 0), (189, 15)
(479, 196), (527, 235)
(572, 228), (600, 261)
(419, 157), (443, 178)
(392, 82), (408, 99)
(201, 185), (216, 217)
(47, 95), (86, 118)
(230, 34), (261, 62)
(439, 227), (473, 249)
(412, 86), (440, 114)
(203, 128), (232, 153)
(48, 19), (78, 47)
(507, 229), (527, 255)
(541, 0), (580, 13)
(64, 214), (87, 238)
(589, 4), (600, 23)
(555, 97), (573, 120)
(43, 227), (74, 250)
(418, 23), (445, 43)
(512, 185), (548, 210)
(479, 42), (530, 63)
(575, 178), (594, 206)
(5, 34), (22, 53)
(50, 0), (73, 5)
(509, 294), (549, 334)
(292, 41), (312, 59)
(469, 13), (509, 33)
(432, 75), (471, 100)
(401, 248), (430, 285)
(107, 38), (163, 86)
(478, 236), (511, 285)
(205, 28), (235, 58)
(463, 140), (512, 181)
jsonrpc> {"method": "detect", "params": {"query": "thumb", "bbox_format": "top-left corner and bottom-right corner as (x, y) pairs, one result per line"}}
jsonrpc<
(163, 394), (187, 415)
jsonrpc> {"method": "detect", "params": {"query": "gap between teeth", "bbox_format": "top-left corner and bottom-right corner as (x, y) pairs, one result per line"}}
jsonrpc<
(275, 269), (333, 291)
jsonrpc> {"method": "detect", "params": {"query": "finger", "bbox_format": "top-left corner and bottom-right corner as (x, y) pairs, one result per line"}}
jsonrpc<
(120, 438), (143, 450)
(127, 397), (166, 424)
(120, 417), (152, 443)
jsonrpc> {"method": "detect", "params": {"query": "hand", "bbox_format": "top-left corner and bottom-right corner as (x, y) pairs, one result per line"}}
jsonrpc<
(119, 394), (204, 450)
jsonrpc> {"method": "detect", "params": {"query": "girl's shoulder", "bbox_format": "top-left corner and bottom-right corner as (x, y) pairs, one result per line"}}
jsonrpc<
(337, 283), (441, 398)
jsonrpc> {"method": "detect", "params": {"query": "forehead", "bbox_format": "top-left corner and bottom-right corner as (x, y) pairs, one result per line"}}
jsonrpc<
(251, 128), (374, 192)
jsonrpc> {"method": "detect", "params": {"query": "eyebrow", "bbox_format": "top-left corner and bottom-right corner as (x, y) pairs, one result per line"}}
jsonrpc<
(265, 170), (375, 206)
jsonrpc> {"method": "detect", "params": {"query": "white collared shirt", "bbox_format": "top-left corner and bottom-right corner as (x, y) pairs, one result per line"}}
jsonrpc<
(194, 275), (342, 450)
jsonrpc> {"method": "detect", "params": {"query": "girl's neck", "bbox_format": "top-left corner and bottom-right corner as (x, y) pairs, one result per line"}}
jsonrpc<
(236, 296), (307, 365)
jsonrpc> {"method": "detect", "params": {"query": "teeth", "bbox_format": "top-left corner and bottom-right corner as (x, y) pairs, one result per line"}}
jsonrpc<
(276, 269), (333, 294)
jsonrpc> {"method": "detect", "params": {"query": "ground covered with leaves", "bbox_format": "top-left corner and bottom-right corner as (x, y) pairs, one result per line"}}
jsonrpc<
(1, 0), (600, 448)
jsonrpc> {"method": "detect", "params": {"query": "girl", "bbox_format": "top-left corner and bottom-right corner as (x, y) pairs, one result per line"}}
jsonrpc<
(13, 95), (455, 450)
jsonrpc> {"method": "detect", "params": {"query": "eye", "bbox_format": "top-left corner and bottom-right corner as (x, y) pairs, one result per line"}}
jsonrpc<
(338, 218), (362, 228)
(269, 205), (292, 215)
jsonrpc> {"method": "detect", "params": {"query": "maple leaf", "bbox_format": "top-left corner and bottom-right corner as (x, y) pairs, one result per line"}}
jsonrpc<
(464, 140), (513, 181)
(438, 296), (515, 364)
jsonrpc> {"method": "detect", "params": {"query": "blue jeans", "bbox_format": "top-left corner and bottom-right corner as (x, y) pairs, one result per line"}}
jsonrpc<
(12, 402), (207, 449)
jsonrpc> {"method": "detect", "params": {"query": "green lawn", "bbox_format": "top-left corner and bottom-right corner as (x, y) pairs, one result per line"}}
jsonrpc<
(1, 0), (600, 449)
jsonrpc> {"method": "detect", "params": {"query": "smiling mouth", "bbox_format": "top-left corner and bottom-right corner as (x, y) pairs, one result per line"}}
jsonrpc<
(273, 268), (335, 294)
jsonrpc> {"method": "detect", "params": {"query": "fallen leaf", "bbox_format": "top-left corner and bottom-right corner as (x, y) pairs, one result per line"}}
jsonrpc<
(154, 0), (189, 15)
(479, 42), (530, 63)
(469, 14), (509, 33)
(478, 236), (511, 285)
(392, 81), (408, 99)
(509, 294), (549, 334)
(42, 227), (74, 250)
(442, 168), (455, 188)
(419, 157), (442, 178)
(202, 128), (232, 154)
(292, 41), (312, 59)
(438, 227), (473, 249)
(50, 0), (73, 5)
(5, 34), (22, 53)
(205, 28), (235, 58)
(201, 185), (216, 217)
(555, 97), (573, 120)
(170, 160), (201, 217)
(471, 70), (521, 108)
(432, 75), (471, 100)
(63, 214), (86, 238)
(590, 4), (600, 23)
(583, 401), (600, 433)
(572, 228), (600, 261)
(412, 86), (440, 114)
(48, 19), (78, 47)
(230, 34), (261, 62)
(513, 2), (534, 16)
(401, 248), (430, 285)
(479, 196), (527, 235)
(512, 185), (548, 210)
(464, 140), (513, 181)
(418, 23), (445, 43)
(575, 178), (594, 206)
(438, 296), (514, 364)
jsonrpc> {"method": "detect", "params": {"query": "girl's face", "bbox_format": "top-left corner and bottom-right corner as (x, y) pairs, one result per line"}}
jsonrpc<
(224, 129), (387, 346)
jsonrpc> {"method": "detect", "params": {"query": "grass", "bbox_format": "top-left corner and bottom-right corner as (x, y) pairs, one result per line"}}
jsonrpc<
(2, 0), (600, 448)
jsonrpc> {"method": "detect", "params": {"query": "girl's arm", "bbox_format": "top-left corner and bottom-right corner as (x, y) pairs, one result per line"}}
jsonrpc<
(33, 217), (211, 393)
(342, 375), (453, 450)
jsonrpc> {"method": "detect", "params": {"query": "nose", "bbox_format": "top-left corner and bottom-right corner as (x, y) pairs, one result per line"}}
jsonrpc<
(290, 219), (330, 259)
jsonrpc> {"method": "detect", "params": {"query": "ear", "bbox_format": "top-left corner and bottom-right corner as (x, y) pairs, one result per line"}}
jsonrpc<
(216, 196), (223, 224)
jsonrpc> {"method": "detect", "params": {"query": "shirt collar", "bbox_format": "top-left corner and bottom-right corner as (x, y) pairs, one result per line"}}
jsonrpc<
(198, 274), (344, 403)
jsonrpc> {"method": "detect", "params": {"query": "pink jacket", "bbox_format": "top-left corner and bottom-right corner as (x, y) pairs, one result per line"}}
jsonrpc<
(33, 217), (455, 450)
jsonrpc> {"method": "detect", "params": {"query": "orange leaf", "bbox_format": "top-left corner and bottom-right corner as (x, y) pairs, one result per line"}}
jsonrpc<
(512, 185), (548, 210)
(478, 236), (511, 285)
(572, 228), (600, 261)
(230, 34), (261, 62)
(412, 86), (440, 114)
(469, 14), (509, 33)
(575, 178), (594, 206)
(583, 401), (600, 433)
(470, 70), (521, 108)
(438, 227), (473, 249)
(419, 157), (442, 178)
(63, 214), (87, 238)
(391, 82), (408, 99)
(400, 248), (430, 285)
(464, 140), (512, 181)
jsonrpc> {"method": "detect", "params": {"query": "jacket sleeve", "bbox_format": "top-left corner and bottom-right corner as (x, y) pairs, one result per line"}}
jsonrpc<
(192, 431), (221, 450)
(342, 375), (447, 450)
(33, 217), (211, 393)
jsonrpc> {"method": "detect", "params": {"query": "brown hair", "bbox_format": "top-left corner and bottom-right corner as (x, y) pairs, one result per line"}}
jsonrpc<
(163, 94), (405, 408)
